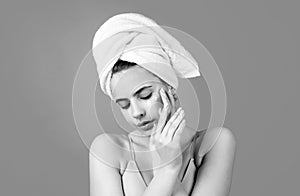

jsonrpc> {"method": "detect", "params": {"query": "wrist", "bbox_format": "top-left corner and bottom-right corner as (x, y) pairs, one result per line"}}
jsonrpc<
(153, 164), (181, 178)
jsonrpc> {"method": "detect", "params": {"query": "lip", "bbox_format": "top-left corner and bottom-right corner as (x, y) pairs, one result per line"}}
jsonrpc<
(137, 120), (154, 129)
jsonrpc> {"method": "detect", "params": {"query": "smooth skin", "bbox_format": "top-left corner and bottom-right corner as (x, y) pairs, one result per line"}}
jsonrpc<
(89, 66), (236, 196)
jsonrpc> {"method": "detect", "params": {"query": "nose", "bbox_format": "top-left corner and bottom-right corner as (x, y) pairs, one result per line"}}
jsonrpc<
(131, 100), (145, 120)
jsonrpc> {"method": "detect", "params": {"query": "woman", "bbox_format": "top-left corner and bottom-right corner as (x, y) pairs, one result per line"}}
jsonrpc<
(89, 13), (236, 196)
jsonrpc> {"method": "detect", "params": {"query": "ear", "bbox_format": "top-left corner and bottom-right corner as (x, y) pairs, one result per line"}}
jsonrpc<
(167, 86), (181, 110)
(174, 93), (181, 109)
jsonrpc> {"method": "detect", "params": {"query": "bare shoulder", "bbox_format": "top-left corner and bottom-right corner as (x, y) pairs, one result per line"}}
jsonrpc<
(209, 127), (236, 150)
(200, 127), (236, 158)
(193, 127), (236, 160)
(89, 133), (130, 195)
(90, 133), (128, 149)
(190, 127), (236, 195)
(90, 133), (130, 167)
(217, 127), (236, 144)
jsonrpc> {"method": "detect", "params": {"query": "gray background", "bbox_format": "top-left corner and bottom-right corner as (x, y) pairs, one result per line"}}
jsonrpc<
(1, 0), (299, 195)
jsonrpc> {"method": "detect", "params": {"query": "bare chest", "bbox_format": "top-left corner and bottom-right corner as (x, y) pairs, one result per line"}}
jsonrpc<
(120, 132), (197, 186)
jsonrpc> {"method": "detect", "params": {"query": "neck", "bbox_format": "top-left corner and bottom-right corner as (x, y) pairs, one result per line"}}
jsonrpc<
(129, 129), (153, 147)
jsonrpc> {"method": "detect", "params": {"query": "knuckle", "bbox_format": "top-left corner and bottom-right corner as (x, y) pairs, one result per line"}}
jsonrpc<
(170, 123), (177, 129)
(158, 138), (162, 143)
(165, 104), (170, 110)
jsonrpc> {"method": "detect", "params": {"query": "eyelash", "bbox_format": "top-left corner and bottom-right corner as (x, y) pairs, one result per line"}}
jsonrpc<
(140, 93), (152, 100)
(121, 93), (152, 109)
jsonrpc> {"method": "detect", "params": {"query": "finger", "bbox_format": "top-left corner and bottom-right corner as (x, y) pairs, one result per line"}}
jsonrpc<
(160, 89), (172, 121)
(165, 109), (185, 140)
(172, 119), (186, 141)
(156, 89), (171, 133)
(168, 87), (180, 113)
(167, 88), (176, 115)
(160, 107), (182, 138)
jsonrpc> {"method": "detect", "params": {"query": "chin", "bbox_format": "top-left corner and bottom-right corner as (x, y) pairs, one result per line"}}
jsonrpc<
(137, 123), (156, 135)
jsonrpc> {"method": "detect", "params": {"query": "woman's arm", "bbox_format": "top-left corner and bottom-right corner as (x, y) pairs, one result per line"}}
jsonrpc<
(89, 134), (187, 196)
(171, 127), (236, 196)
(191, 127), (237, 196)
(172, 178), (189, 196)
(143, 167), (182, 196)
(89, 134), (125, 196)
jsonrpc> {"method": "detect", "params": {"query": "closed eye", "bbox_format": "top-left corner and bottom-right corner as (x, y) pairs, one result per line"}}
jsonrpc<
(119, 93), (152, 110)
(121, 105), (130, 110)
(140, 93), (152, 100)
(116, 86), (153, 109)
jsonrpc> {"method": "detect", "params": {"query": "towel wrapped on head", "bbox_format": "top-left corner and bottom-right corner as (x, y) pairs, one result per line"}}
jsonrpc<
(92, 13), (201, 99)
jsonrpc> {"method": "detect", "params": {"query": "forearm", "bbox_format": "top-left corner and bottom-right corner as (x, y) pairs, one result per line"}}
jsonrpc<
(172, 178), (189, 196)
(142, 168), (180, 196)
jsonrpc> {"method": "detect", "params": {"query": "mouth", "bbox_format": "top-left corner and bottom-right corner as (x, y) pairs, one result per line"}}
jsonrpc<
(137, 120), (155, 129)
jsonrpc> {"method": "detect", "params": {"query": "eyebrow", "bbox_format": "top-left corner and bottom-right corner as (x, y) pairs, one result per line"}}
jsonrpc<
(115, 85), (152, 103)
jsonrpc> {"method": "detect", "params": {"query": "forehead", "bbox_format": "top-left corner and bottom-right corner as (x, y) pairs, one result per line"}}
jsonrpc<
(111, 66), (162, 99)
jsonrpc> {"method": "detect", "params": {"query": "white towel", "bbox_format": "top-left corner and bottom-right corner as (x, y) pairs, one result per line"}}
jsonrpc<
(92, 12), (201, 99)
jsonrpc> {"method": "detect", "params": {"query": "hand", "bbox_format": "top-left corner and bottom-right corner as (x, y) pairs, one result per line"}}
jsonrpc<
(166, 86), (181, 120)
(150, 88), (186, 175)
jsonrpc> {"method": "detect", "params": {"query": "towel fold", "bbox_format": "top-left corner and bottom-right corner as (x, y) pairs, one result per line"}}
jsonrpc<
(92, 13), (201, 99)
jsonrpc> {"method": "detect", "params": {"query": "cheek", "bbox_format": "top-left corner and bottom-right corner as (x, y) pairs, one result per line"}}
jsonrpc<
(148, 92), (163, 117)
(152, 90), (163, 105)
(121, 111), (132, 123)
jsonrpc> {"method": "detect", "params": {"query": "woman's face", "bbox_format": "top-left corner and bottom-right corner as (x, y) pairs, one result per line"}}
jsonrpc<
(110, 66), (168, 133)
